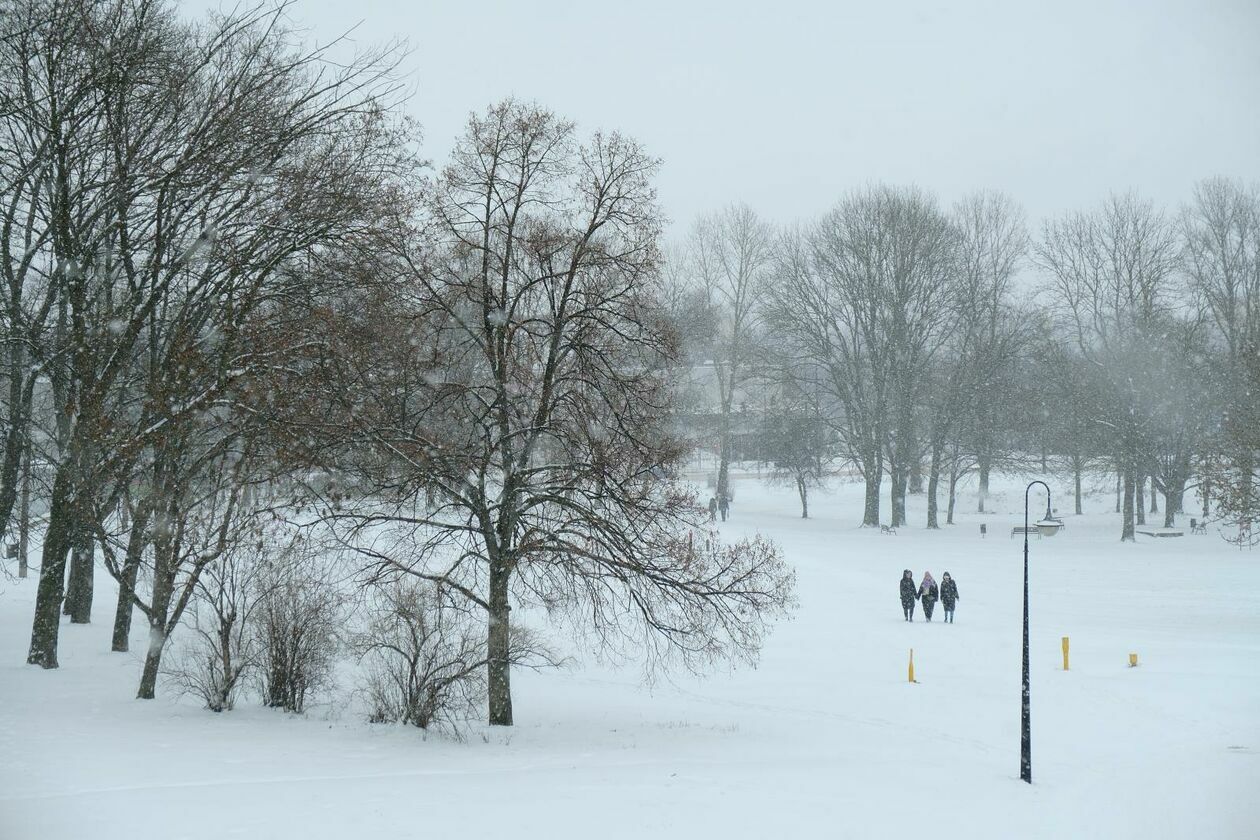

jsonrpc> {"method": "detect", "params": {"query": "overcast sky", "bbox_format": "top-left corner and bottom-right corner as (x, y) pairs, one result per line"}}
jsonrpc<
(200, 0), (1260, 237)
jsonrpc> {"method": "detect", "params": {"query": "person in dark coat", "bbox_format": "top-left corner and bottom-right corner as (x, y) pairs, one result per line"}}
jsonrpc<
(919, 571), (939, 621)
(899, 569), (918, 621)
(940, 572), (959, 623)
(707, 496), (718, 523)
(718, 493), (730, 522)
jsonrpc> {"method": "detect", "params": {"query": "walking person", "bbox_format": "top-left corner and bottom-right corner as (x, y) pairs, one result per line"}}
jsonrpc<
(919, 571), (939, 622)
(718, 493), (730, 522)
(708, 496), (718, 523)
(900, 569), (918, 622)
(940, 572), (959, 623)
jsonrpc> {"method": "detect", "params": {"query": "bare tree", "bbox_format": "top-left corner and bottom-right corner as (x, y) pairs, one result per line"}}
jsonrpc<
(1036, 193), (1182, 541)
(1140, 316), (1213, 527)
(757, 379), (831, 519)
(688, 205), (774, 505)
(292, 100), (794, 726)
(767, 223), (888, 526)
(255, 532), (344, 713)
(1182, 178), (1260, 535)
(1035, 335), (1109, 517)
(768, 186), (956, 527)
(354, 580), (488, 732)
(168, 514), (281, 712)
(950, 192), (1028, 514)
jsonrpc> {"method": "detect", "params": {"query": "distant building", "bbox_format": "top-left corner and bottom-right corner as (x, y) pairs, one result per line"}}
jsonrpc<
(672, 361), (779, 464)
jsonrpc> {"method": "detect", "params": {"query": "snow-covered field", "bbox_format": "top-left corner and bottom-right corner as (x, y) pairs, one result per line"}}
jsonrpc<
(2, 472), (1257, 840)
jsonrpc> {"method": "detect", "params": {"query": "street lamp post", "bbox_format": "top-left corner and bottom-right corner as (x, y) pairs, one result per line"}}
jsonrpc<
(1021, 480), (1055, 784)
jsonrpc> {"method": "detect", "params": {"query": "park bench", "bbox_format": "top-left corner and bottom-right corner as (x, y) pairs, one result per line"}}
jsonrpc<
(880, 525), (897, 535)
(1010, 526), (1039, 538)
(1190, 518), (1207, 534)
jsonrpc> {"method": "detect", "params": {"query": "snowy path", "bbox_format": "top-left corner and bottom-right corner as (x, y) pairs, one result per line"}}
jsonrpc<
(2, 474), (1258, 839)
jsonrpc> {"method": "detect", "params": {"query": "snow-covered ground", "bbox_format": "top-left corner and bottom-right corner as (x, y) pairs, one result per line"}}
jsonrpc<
(2, 472), (1257, 839)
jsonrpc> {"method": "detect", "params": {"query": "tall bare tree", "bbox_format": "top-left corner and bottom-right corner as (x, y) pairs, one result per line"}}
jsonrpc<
(951, 192), (1028, 514)
(688, 205), (774, 506)
(769, 186), (956, 527)
(292, 101), (794, 726)
(1037, 193), (1182, 541)
(1182, 178), (1260, 534)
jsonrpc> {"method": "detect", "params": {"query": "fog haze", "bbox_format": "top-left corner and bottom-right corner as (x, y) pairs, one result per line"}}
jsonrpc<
(189, 0), (1260, 233)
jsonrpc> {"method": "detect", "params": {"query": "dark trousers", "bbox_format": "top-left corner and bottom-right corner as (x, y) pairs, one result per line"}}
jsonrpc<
(902, 602), (915, 621)
(922, 599), (936, 620)
(943, 605), (955, 623)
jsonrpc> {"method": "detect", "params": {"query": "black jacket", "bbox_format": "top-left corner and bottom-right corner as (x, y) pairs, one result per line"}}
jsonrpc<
(900, 577), (917, 606)
(941, 578), (959, 607)
(919, 582), (939, 604)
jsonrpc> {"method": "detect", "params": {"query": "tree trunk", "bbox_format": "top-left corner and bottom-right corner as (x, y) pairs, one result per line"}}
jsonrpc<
(1202, 475), (1210, 519)
(977, 455), (991, 513)
(487, 560), (513, 726)
(27, 469), (76, 668)
(66, 524), (94, 624)
(1121, 468), (1136, 542)
(112, 506), (151, 652)
(797, 475), (808, 519)
(0, 378), (30, 533)
(1073, 455), (1083, 516)
(211, 618), (236, 712)
(137, 531), (177, 700)
(716, 408), (732, 509)
(946, 462), (959, 526)
(861, 450), (881, 527)
(17, 443), (29, 579)
(909, 457), (923, 494)
(63, 547), (78, 615)
(1115, 469), (1121, 513)
(1135, 474), (1146, 526)
(1238, 447), (1254, 525)
(926, 440), (942, 529)
(889, 462), (907, 528)
(137, 624), (165, 700)
(1163, 474), (1185, 528)
(1149, 478), (1159, 514)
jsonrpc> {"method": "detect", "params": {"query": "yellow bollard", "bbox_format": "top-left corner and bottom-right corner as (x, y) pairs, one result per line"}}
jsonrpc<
(908, 648), (916, 683)
(1062, 636), (1070, 671)
(1129, 653), (1138, 667)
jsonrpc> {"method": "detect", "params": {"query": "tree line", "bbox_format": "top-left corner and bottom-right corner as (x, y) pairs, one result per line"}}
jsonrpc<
(668, 184), (1259, 543)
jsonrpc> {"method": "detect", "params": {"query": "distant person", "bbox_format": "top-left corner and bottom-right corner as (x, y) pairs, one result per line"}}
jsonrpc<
(919, 571), (939, 622)
(718, 493), (730, 522)
(707, 496), (718, 523)
(900, 569), (918, 621)
(940, 572), (959, 623)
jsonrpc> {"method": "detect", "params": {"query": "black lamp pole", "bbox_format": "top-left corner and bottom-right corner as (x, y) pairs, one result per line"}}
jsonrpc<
(1021, 480), (1052, 784)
